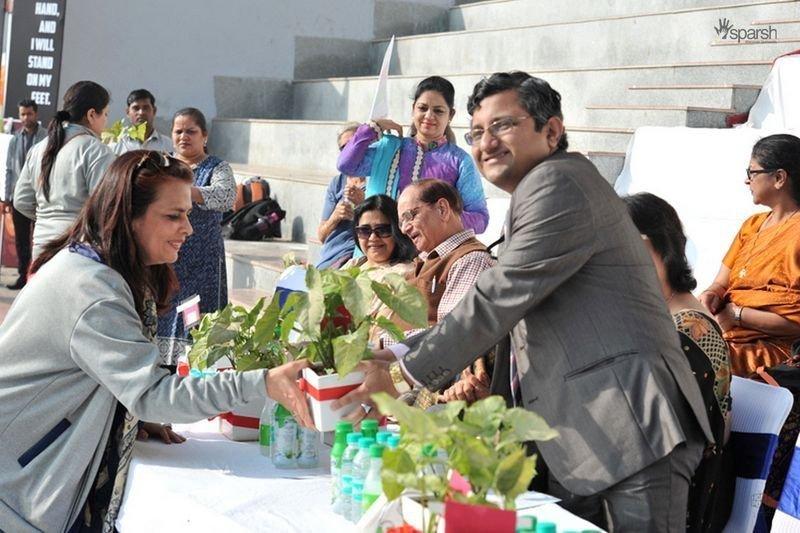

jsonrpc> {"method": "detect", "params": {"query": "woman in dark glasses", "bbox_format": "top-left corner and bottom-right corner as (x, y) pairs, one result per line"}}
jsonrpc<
(341, 194), (416, 345)
(0, 151), (311, 532)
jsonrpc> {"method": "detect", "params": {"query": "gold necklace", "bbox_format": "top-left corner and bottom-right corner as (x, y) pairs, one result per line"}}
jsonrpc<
(738, 209), (799, 278)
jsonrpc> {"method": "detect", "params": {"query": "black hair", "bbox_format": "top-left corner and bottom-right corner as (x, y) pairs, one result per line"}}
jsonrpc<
(40, 81), (110, 201)
(127, 89), (156, 107)
(18, 99), (38, 112)
(409, 76), (456, 143)
(751, 134), (800, 204)
(623, 192), (697, 293)
(173, 107), (208, 153)
(352, 194), (417, 262)
(414, 179), (463, 215)
(467, 71), (568, 151)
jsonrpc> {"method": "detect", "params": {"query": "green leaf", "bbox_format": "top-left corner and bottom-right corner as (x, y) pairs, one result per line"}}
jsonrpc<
(243, 297), (266, 329)
(332, 321), (370, 377)
(432, 400), (466, 425)
(371, 274), (428, 328)
(372, 392), (441, 438)
(493, 448), (536, 508)
(187, 336), (208, 369)
(305, 267), (324, 336)
(341, 273), (373, 322)
(381, 448), (417, 500)
(463, 396), (506, 432)
(206, 323), (237, 346)
(501, 408), (559, 443)
(374, 316), (405, 342)
(101, 119), (124, 144)
(252, 295), (281, 347)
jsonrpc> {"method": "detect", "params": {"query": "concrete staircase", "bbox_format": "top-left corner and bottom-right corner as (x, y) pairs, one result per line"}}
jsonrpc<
(218, 0), (800, 302)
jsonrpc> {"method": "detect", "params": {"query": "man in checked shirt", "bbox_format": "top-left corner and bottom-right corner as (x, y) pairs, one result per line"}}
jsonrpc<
(382, 179), (494, 407)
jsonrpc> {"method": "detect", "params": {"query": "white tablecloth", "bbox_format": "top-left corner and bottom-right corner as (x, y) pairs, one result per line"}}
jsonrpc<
(117, 420), (603, 532)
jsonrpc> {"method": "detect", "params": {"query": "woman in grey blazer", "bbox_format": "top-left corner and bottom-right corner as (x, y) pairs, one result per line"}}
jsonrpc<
(0, 151), (311, 533)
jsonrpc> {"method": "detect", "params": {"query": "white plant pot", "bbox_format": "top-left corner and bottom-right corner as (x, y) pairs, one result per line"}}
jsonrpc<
(401, 495), (445, 533)
(301, 367), (365, 432)
(219, 397), (264, 441)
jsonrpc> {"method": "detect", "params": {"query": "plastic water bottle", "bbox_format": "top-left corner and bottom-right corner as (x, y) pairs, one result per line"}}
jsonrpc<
(362, 443), (384, 512)
(340, 432), (361, 478)
(351, 478), (364, 522)
(270, 403), (298, 468)
(330, 421), (352, 507)
(387, 434), (400, 450)
(340, 475), (353, 521)
(361, 419), (378, 440)
(352, 437), (375, 485)
(297, 426), (320, 468)
(259, 400), (272, 456)
(376, 430), (391, 446)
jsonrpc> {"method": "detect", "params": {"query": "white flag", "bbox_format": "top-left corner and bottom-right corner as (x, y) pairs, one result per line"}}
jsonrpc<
(368, 35), (395, 120)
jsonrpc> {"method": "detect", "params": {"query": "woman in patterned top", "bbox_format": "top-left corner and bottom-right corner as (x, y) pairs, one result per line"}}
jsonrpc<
(624, 192), (733, 532)
(337, 76), (489, 234)
(156, 108), (237, 362)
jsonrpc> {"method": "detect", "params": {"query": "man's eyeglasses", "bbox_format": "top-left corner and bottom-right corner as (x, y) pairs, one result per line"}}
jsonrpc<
(399, 205), (429, 224)
(355, 224), (393, 239)
(745, 168), (777, 180)
(464, 115), (531, 146)
(136, 150), (172, 171)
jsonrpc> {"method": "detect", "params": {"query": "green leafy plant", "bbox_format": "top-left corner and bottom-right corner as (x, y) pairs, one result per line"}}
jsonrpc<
(290, 265), (427, 377)
(101, 119), (147, 144)
(373, 393), (558, 519)
(188, 293), (295, 371)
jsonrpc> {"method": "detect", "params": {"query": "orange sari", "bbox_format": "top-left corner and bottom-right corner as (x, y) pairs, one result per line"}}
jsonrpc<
(722, 212), (800, 376)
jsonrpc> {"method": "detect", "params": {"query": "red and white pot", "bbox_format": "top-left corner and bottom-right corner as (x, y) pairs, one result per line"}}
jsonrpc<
(299, 367), (365, 432)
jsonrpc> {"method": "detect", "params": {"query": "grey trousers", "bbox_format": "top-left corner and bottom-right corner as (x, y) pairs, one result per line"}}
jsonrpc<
(551, 433), (706, 532)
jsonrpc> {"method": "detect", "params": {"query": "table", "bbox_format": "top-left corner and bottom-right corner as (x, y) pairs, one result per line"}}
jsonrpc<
(117, 420), (603, 532)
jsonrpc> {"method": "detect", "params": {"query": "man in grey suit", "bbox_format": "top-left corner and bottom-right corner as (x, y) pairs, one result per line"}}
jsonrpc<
(1, 99), (46, 289)
(333, 72), (713, 531)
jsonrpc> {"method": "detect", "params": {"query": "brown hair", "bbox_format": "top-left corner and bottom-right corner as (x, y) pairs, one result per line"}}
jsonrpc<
(410, 179), (464, 215)
(32, 151), (195, 317)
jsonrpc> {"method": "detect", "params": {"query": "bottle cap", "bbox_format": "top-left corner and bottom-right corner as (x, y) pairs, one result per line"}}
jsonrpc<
(535, 523), (556, 533)
(342, 474), (352, 486)
(359, 437), (375, 449)
(387, 435), (401, 448)
(352, 479), (364, 488)
(376, 431), (391, 444)
(346, 432), (362, 445)
(343, 484), (352, 495)
(361, 419), (379, 430)
(422, 443), (437, 457)
(515, 515), (537, 532)
(335, 421), (354, 434)
(369, 443), (384, 458)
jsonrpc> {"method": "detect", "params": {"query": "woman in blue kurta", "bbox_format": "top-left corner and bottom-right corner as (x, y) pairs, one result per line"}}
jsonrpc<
(157, 108), (236, 362)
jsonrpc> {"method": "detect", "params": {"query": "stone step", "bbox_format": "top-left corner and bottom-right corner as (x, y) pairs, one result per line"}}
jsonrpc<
(366, 2), (798, 77)
(587, 151), (626, 186)
(585, 105), (735, 129)
(448, 0), (792, 32)
(229, 287), (271, 309)
(624, 84), (761, 109)
(214, 119), (626, 184)
(290, 62), (770, 126)
(225, 239), (308, 293)
(566, 127), (636, 154)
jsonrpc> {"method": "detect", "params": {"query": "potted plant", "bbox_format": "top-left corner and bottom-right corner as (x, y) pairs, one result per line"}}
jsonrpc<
(372, 393), (558, 533)
(188, 294), (294, 440)
(288, 265), (427, 432)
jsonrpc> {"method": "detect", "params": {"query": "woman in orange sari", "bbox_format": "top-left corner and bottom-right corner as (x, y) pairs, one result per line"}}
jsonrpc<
(700, 134), (800, 377)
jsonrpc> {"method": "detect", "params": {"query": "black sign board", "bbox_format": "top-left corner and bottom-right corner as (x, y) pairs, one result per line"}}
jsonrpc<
(3, 0), (67, 123)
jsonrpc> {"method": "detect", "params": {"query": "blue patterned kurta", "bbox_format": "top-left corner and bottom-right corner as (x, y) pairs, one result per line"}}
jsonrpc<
(157, 156), (230, 355)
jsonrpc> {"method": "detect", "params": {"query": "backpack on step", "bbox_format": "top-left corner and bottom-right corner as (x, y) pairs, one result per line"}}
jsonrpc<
(222, 196), (286, 240)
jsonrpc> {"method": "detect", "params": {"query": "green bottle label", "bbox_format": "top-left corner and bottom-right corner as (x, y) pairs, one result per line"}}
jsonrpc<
(362, 492), (379, 509)
(260, 423), (271, 446)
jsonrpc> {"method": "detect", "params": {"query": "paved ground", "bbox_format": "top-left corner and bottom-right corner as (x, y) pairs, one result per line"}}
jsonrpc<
(0, 267), (21, 324)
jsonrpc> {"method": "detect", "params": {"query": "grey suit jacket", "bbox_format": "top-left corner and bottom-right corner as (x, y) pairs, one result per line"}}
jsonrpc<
(3, 126), (46, 201)
(0, 250), (268, 532)
(403, 150), (713, 495)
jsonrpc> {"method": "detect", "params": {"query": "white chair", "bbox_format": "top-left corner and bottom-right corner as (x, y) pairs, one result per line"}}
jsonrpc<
(771, 431), (800, 531)
(724, 376), (793, 532)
